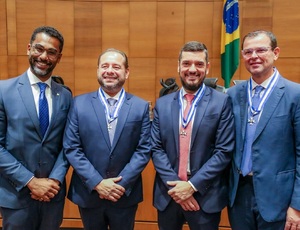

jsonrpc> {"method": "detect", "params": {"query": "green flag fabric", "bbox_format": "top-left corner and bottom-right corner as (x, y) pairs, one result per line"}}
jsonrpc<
(221, 0), (240, 88)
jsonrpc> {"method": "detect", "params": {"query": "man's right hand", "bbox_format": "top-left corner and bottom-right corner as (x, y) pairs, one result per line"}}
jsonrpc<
(94, 176), (125, 202)
(27, 177), (60, 202)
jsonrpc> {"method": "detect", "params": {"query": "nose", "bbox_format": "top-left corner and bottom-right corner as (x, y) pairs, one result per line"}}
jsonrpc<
(189, 64), (197, 72)
(250, 50), (259, 58)
(39, 50), (49, 60)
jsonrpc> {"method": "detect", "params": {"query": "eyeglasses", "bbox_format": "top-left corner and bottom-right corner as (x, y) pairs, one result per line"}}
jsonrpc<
(31, 44), (60, 60)
(241, 47), (272, 58)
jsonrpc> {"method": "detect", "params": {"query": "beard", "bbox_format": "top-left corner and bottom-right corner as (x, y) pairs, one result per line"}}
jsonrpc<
(180, 76), (205, 93)
(29, 56), (55, 78)
(98, 77), (125, 93)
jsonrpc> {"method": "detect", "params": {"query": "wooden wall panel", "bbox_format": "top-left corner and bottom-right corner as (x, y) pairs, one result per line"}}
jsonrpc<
(273, 0), (300, 58)
(0, 0), (7, 57)
(46, 1), (74, 57)
(16, 0), (46, 56)
(136, 162), (157, 221)
(185, 2), (214, 52)
(6, 0), (17, 56)
(74, 1), (102, 95)
(129, 58), (156, 103)
(157, 2), (185, 58)
(102, 2), (129, 53)
(129, 2), (157, 58)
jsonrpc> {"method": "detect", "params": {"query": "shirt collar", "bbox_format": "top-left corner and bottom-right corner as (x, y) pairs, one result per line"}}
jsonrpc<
(27, 68), (52, 88)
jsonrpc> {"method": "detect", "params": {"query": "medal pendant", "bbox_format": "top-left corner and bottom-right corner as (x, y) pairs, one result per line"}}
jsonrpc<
(180, 130), (187, 136)
(248, 117), (255, 125)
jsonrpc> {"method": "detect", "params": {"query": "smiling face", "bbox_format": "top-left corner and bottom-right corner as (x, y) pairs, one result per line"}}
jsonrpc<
(97, 51), (129, 97)
(242, 33), (280, 83)
(27, 32), (62, 81)
(178, 51), (210, 94)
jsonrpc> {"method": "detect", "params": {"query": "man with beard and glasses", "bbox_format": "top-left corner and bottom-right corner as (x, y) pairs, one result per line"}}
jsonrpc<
(151, 41), (235, 230)
(63, 48), (151, 230)
(0, 26), (72, 229)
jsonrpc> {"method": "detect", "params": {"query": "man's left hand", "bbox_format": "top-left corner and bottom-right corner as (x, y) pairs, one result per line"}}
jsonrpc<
(167, 180), (194, 203)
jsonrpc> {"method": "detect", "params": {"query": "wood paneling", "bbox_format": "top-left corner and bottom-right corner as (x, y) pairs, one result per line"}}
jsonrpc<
(129, 2), (157, 58)
(1, 0), (300, 228)
(157, 2), (185, 58)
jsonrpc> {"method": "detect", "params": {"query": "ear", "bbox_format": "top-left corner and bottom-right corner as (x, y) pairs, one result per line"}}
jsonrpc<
(273, 47), (280, 61)
(27, 44), (31, 55)
(206, 62), (210, 75)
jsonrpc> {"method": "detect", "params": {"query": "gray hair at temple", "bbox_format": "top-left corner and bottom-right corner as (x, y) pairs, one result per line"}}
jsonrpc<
(242, 30), (277, 50)
(97, 48), (129, 69)
(178, 41), (209, 63)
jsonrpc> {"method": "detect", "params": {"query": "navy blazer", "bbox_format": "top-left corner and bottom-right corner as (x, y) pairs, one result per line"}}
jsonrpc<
(151, 86), (235, 213)
(64, 91), (151, 208)
(0, 72), (72, 208)
(227, 76), (300, 222)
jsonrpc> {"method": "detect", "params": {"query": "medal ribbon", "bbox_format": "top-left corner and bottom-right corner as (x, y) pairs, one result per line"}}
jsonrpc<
(179, 84), (206, 129)
(247, 68), (279, 116)
(98, 88), (125, 123)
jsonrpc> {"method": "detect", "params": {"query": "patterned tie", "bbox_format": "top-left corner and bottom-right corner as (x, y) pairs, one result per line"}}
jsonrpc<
(241, 85), (264, 176)
(37, 82), (49, 137)
(107, 98), (117, 144)
(178, 94), (194, 181)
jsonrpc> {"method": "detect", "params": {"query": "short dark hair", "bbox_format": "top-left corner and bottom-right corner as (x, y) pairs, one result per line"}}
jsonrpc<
(98, 48), (129, 69)
(178, 41), (209, 63)
(242, 30), (277, 50)
(30, 26), (64, 52)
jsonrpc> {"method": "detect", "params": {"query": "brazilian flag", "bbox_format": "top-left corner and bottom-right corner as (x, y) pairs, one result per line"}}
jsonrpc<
(221, 0), (240, 88)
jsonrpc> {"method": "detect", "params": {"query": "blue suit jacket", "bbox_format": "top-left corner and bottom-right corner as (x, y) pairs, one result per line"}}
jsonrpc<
(64, 90), (151, 208)
(151, 87), (235, 213)
(0, 72), (72, 209)
(227, 76), (300, 222)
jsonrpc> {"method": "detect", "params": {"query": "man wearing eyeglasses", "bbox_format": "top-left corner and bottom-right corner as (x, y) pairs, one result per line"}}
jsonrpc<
(0, 26), (72, 230)
(227, 30), (300, 230)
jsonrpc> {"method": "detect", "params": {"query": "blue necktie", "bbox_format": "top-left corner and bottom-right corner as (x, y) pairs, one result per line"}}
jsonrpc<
(37, 83), (49, 137)
(107, 98), (117, 144)
(241, 86), (264, 176)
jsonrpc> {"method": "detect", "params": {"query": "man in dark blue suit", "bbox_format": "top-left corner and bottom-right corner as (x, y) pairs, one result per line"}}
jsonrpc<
(0, 26), (72, 229)
(64, 48), (151, 230)
(151, 41), (235, 230)
(227, 30), (300, 230)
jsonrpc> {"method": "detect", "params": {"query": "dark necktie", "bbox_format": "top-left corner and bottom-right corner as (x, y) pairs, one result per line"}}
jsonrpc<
(241, 85), (264, 176)
(107, 98), (117, 144)
(178, 94), (194, 181)
(37, 82), (49, 137)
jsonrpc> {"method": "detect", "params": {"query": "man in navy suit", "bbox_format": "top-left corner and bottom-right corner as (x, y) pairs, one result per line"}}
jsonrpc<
(63, 48), (151, 230)
(227, 30), (300, 230)
(0, 26), (72, 229)
(151, 41), (235, 230)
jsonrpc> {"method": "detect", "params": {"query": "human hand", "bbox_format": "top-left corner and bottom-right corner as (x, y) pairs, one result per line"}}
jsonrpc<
(179, 196), (200, 211)
(285, 207), (300, 230)
(27, 177), (60, 202)
(94, 176), (125, 202)
(167, 180), (194, 203)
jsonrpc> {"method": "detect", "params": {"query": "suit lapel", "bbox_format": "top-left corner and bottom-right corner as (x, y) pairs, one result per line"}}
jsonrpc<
(46, 81), (61, 138)
(239, 82), (249, 142)
(254, 77), (284, 141)
(235, 81), (249, 166)
(171, 92), (180, 155)
(91, 92), (111, 148)
(17, 74), (41, 138)
(190, 87), (210, 146)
